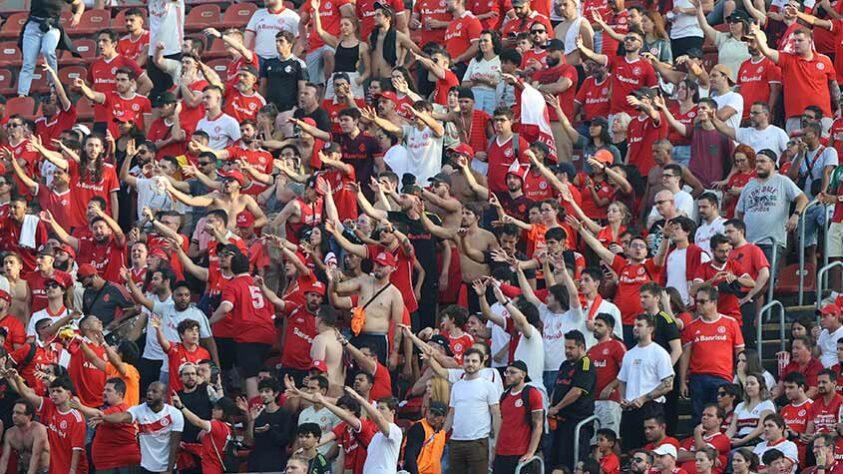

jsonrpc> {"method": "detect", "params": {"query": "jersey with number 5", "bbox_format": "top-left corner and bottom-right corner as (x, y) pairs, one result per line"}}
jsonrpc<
(221, 274), (277, 345)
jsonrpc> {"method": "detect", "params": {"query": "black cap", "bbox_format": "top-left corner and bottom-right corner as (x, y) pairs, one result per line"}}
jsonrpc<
(373, 1), (395, 17)
(726, 10), (750, 22)
(239, 65), (258, 77)
(590, 116), (609, 128)
(152, 91), (177, 108)
(756, 148), (778, 165)
(551, 162), (577, 180)
(631, 87), (656, 100)
(216, 243), (243, 256)
(0, 95), (8, 105)
(429, 172), (452, 187)
(507, 360), (531, 382)
(685, 47), (704, 60)
(544, 39), (565, 51)
(429, 401), (448, 416)
(429, 335), (453, 356)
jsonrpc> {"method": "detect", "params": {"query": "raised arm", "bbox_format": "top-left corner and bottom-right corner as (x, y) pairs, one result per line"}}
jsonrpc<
(163, 179), (216, 208)
(71, 78), (105, 104)
(39, 210), (79, 252)
(575, 34), (608, 66)
(324, 219), (368, 258)
(749, 24), (779, 64)
(569, 216), (615, 263)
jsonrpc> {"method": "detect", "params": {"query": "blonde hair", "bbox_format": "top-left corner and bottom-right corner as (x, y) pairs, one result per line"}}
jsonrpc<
(430, 376), (450, 407)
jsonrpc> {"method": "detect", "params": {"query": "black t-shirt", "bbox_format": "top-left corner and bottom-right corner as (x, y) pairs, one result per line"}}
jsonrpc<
(82, 283), (134, 326)
(337, 132), (380, 199)
(30, 0), (72, 19)
(294, 107), (332, 134)
(260, 56), (308, 112)
(388, 211), (438, 279)
(248, 406), (296, 471)
(552, 356), (596, 421)
(178, 384), (213, 443)
(651, 311), (681, 357)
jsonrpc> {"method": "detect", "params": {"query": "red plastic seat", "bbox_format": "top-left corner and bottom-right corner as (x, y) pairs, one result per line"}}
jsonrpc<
(0, 68), (15, 96)
(29, 71), (50, 94)
(66, 9), (111, 36)
(6, 96), (35, 119)
(206, 58), (229, 83)
(112, 7), (148, 35)
(58, 65), (86, 85)
(0, 42), (21, 68)
(185, 4), (221, 32)
(75, 96), (94, 121)
(202, 37), (230, 60)
(60, 38), (96, 65)
(219, 2), (257, 29)
(0, 12), (29, 39)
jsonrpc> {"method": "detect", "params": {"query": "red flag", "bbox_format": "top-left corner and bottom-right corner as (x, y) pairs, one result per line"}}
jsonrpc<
(518, 83), (558, 162)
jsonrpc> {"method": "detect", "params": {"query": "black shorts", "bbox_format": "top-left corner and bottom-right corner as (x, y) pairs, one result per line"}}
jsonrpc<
(234, 342), (271, 378)
(214, 337), (236, 370)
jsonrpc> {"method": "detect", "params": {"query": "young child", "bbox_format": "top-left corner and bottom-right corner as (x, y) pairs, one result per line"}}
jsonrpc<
(153, 317), (210, 392)
(439, 306), (474, 364)
(295, 422), (331, 473)
(595, 428), (620, 474)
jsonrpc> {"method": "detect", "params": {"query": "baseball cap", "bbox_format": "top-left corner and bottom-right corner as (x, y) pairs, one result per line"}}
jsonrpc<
(77, 264), (98, 279)
(545, 39), (565, 51)
(218, 169), (246, 185)
(45, 274), (71, 290)
(449, 143), (475, 159)
(152, 91), (177, 108)
(236, 211), (255, 228)
(38, 245), (56, 257)
(216, 243), (243, 256)
(507, 162), (529, 181)
(58, 244), (76, 259)
(373, 251), (397, 268)
(507, 360), (532, 382)
(72, 124), (91, 137)
(653, 445), (678, 459)
(685, 47), (704, 60)
(239, 65), (258, 77)
(551, 162), (577, 181)
(726, 10), (750, 22)
(305, 175), (326, 196)
(375, 91), (399, 106)
(631, 87), (656, 100)
(429, 401), (448, 416)
(373, 1), (395, 17)
(511, 0), (528, 7)
(309, 359), (327, 373)
(592, 148), (615, 166)
(302, 280), (327, 296)
(402, 184), (422, 194)
(149, 247), (169, 260)
(818, 303), (842, 317)
(429, 335), (454, 356)
(429, 172), (452, 187)
(711, 64), (736, 84)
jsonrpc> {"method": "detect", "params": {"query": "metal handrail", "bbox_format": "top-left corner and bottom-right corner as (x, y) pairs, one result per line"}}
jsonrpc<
(752, 236), (778, 305)
(574, 414), (600, 467)
(817, 261), (843, 311)
(758, 300), (786, 353)
(516, 455), (544, 473)
(798, 199), (823, 305)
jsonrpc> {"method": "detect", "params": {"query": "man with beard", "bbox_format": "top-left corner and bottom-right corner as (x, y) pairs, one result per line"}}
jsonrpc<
(293, 82), (332, 134)
(9, 146), (72, 230)
(0, 115), (40, 202)
(239, 377), (297, 472)
(74, 264), (136, 329)
(172, 362), (214, 473)
(25, 247), (71, 314)
(94, 382), (184, 474)
(1, 254), (29, 325)
(34, 63), (77, 146)
(736, 149), (809, 283)
(204, 64), (266, 124)
(273, 177), (324, 246)
(714, 102), (788, 156)
(72, 69), (152, 139)
(617, 314), (675, 450)
(574, 60), (611, 121)
(145, 92), (187, 159)
(124, 272), (218, 392)
(43, 204), (127, 284)
(189, 120), (274, 196)
(653, 216), (709, 307)
(736, 38), (782, 124)
(0, 197), (48, 274)
(26, 276), (72, 342)
(676, 404), (731, 473)
(323, 73), (366, 134)
(691, 234), (754, 324)
(0, 400), (49, 474)
(325, 234), (406, 365)
(165, 156), (268, 231)
(587, 314), (626, 437)
(550, 330), (596, 471)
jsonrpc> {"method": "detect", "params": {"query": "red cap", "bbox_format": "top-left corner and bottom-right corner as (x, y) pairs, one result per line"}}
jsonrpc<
(149, 247), (169, 260)
(373, 251), (397, 268)
(449, 143), (475, 159)
(219, 169), (247, 185)
(45, 274), (71, 290)
(77, 264), (98, 279)
(59, 244), (76, 259)
(309, 359), (327, 373)
(375, 91), (399, 105)
(506, 161), (530, 181)
(237, 211), (255, 228)
(0, 290), (11, 304)
(302, 280), (326, 296)
(592, 148), (614, 166)
(819, 303), (842, 317)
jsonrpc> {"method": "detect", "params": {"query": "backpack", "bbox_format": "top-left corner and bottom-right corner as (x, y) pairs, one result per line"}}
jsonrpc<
(500, 384), (544, 445)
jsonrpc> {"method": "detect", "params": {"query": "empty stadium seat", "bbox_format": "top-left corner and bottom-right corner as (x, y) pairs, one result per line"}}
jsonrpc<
(220, 2), (257, 29)
(185, 4), (221, 32)
(5, 96), (35, 119)
(0, 42), (21, 68)
(67, 9), (111, 36)
(0, 12), (29, 39)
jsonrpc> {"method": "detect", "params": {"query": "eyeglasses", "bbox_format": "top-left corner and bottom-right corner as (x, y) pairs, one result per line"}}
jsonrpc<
(45, 282), (61, 289)
(802, 114), (818, 120)
(531, 29), (546, 34)
(630, 242), (647, 249)
(6, 123), (20, 128)
(197, 161), (212, 166)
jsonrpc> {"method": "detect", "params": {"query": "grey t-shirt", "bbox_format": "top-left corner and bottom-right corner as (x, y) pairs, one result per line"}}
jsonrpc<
(736, 174), (803, 245)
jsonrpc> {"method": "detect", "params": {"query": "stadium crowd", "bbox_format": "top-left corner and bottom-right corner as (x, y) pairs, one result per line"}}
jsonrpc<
(1, 0), (843, 471)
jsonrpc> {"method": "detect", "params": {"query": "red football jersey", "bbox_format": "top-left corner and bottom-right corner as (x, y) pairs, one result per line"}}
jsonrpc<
(683, 316), (744, 382)
(301, 0), (353, 52)
(221, 274), (276, 345)
(38, 398), (88, 474)
(611, 255), (662, 325)
(117, 31), (150, 62)
(88, 56), (143, 123)
(165, 342), (211, 392)
(810, 393), (843, 434)
(91, 402), (141, 469)
(0, 314), (24, 353)
(223, 89), (267, 123)
(102, 91), (151, 138)
(587, 338), (626, 401)
(68, 343), (107, 407)
(76, 235), (127, 284)
(607, 56), (657, 115)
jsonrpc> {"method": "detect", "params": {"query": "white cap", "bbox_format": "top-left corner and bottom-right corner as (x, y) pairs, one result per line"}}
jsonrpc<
(71, 124), (91, 137)
(653, 444), (678, 458)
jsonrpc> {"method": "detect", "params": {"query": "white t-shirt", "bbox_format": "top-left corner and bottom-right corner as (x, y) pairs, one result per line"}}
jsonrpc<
(382, 144), (411, 180)
(447, 367), (504, 397)
(246, 8), (301, 59)
(800, 145), (840, 199)
(363, 423), (402, 473)
(514, 323), (545, 385)
(143, 299), (213, 370)
(464, 56), (502, 91)
(196, 113), (242, 150)
(617, 342), (675, 402)
(736, 125), (790, 156)
(666, 246), (711, 305)
(818, 326), (843, 368)
(135, 177), (181, 220)
(400, 125), (444, 186)
(449, 376), (499, 440)
(647, 190), (696, 227)
(734, 399), (776, 436)
(695, 217), (727, 256)
(148, 0), (185, 57)
(298, 406), (341, 456)
(540, 304), (590, 371)
(27, 306), (71, 338)
(668, 0), (703, 39)
(712, 91), (744, 132)
(128, 403), (185, 472)
(753, 438), (799, 469)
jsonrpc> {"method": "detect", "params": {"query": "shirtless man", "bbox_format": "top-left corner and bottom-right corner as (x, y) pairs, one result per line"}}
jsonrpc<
(553, 0), (594, 66)
(3, 254), (30, 326)
(421, 174), (462, 230)
(328, 249), (405, 367)
(419, 200), (499, 313)
(0, 400), (49, 474)
(310, 306), (344, 396)
(369, 3), (420, 79)
(449, 148), (489, 205)
(164, 170), (268, 231)
(272, 176), (324, 243)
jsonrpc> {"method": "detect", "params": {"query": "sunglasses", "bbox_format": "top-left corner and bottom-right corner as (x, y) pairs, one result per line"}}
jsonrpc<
(45, 282), (61, 289)
(531, 29), (546, 34)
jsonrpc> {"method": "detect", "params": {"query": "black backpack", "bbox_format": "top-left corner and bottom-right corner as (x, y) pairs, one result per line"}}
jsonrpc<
(500, 384), (544, 443)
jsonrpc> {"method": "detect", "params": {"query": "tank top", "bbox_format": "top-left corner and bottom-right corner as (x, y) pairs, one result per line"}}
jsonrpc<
(285, 197), (324, 244)
(335, 42), (360, 73)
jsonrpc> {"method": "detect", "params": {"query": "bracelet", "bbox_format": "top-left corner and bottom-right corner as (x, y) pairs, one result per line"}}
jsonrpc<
(502, 299), (512, 306)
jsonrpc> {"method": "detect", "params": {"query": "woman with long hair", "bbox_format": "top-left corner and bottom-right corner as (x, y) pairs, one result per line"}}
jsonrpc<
(732, 448), (760, 474)
(390, 67), (423, 121)
(462, 30), (502, 115)
(734, 349), (777, 395)
(311, 0), (370, 98)
(565, 197), (632, 252)
(642, 12), (673, 63)
(726, 373), (775, 447)
(669, 79), (700, 166)
(717, 145), (756, 218)
(694, 447), (718, 474)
